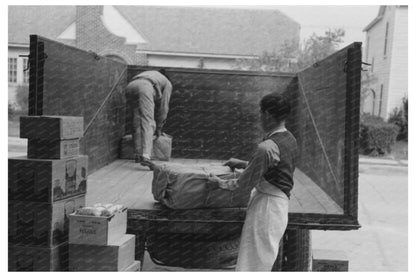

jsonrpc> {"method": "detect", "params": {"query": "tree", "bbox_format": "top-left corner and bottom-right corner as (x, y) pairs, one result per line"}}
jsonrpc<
(233, 28), (346, 73)
(296, 29), (345, 70)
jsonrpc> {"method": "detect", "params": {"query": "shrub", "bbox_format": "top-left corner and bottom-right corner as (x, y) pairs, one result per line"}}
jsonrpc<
(388, 97), (408, 141)
(360, 113), (399, 156)
(15, 85), (29, 115)
(8, 102), (16, 120)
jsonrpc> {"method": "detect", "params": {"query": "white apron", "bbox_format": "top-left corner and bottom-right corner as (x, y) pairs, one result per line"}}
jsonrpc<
(235, 187), (289, 271)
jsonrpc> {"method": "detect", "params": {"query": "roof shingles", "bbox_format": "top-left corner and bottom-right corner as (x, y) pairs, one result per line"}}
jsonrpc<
(8, 6), (76, 45)
(118, 6), (300, 55)
(9, 5), (300, 56)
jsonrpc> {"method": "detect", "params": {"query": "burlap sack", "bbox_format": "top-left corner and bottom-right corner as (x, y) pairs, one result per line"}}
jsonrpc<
(151, 133), (172, 161)
(152, 163), (251, 209)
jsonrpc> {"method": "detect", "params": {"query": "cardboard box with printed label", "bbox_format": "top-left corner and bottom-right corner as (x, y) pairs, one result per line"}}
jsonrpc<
(20, 116), (84, 140)
(28, 138), (80, 159)
(8, 242), (69, 271)
(8, 156), (88, 203)
(68, 209), (127, 245)
(8, 195), (86, 247)
(68, 234), (135, 271)
(312, 249), (349, 271)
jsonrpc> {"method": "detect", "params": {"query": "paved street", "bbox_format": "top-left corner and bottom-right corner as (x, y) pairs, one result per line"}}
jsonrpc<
(8, 138), (408, 271)
(312, 162), (408, 271)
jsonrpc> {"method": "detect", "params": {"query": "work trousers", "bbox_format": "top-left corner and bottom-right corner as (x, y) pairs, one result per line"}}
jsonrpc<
(125, 79), (156, 157)
(236, 188), (289, 271)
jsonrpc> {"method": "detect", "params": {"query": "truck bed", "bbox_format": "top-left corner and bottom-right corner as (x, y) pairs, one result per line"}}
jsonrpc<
(86, 158), (342, 215)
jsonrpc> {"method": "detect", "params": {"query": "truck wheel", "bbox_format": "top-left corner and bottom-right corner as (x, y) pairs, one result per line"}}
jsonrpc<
(282, 229), (311, 271)
(146, 233), (240, 269)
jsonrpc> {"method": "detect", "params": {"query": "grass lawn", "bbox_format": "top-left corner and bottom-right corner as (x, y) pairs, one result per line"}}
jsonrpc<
(8, 119), (20, 137)
(390, 140), (408, 160)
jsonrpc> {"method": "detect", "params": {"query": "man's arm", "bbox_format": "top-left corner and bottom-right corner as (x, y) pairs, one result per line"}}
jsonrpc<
(223, 158), (249, 170)
(156, 82), (172, 133)
(208, 142), (277, 191)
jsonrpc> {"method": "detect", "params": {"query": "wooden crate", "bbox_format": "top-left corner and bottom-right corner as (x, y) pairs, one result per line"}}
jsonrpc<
(69, 209), (127, 245)
(28, 139), (80, 159)
(69, 234), (135, 271)
(8, 156), (88, 203)
(20, 116), (84, 140)
(8, 242), (68, 271)
(8, 195), (86, 247)
(312, 249), (348, 271)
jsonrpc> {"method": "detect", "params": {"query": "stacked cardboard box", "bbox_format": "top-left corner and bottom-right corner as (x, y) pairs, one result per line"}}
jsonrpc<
(68, 206), (140, 271)
(312, 249), (349, 271)
(8, 116), (87, 272)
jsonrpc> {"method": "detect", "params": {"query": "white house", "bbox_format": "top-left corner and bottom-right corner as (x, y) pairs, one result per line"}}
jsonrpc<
(362, 5), (408, 119)
(8, 6), (300, 107)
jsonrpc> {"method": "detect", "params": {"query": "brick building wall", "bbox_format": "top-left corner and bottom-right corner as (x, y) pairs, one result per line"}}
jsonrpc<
(75, 6), (145, 65)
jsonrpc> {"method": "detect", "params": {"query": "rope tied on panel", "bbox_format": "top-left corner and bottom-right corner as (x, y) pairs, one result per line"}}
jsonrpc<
(297, 73), (341, 189)
(83, 67), (127, 136)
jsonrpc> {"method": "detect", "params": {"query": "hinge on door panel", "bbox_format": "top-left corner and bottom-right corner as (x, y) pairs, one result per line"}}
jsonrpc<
(343, 60), (348, 73)
(361, 61), (372, 71)
(19, 52), (48, 72)
(19, 54), (30, 71)
(89, 50), (101, 60)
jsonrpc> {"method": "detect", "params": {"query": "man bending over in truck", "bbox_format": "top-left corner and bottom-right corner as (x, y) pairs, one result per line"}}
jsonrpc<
(208, 93), (298, 271)
(125, 69), (172, 168)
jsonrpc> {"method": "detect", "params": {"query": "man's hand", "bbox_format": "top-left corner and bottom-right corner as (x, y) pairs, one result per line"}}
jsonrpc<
(207, 173), (223, 190)
(223, 158), (248, 170)
(155, 128), (162, 139)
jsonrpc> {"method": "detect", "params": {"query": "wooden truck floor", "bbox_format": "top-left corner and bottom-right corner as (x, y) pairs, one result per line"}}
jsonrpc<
(87, 158), (344, 269)
(86, 158), (342, 215)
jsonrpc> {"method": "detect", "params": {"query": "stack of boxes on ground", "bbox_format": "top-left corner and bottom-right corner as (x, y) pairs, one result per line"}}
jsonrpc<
(8, 116), (87, 271)
(68, 204), (140, 271)
(312, 249), (349, 271)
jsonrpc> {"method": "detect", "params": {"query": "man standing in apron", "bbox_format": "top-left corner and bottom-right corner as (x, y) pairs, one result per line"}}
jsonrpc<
(125, 69), (172, 168)
(208, 93), (298, 271)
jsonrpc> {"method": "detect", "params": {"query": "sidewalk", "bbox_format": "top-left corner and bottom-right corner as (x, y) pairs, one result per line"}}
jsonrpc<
(359, 155), (408, 167)
(8, 137), (27, 157)
(8, 137), (26, 146)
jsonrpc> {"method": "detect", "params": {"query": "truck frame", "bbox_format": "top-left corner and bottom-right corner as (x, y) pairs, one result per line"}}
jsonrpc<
(26, 35), (361, 271)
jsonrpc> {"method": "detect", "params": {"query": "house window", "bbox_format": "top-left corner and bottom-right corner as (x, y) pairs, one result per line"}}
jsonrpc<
(379, 84), (384, 116)
(371, 89), (376, 116)
(23, 58), (29, 84)
(8, 57), (17, 83)
(383, 22), (389, 57)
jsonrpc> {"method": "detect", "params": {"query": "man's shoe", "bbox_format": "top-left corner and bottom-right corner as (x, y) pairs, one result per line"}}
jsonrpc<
(140, 156), (155, 170)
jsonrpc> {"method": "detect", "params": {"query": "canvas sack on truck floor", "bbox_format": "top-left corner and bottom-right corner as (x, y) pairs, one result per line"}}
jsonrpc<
(152, 163), (250, 209)
(152, 133), (172, 161)
(120, 133), (172, 161)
